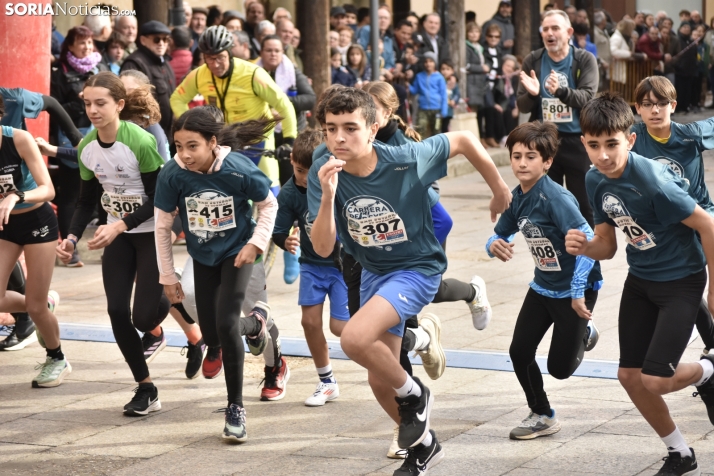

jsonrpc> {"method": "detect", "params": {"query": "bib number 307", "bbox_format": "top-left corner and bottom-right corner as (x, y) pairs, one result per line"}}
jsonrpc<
(348, 212), (408, 248)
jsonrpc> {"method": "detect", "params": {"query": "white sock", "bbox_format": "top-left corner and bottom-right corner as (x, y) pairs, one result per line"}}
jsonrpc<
(394, 373), (422, 398)
(661, 427), (692, 458)
(316, 364), (334, 382)
(411, 326), (431, 352)
(693, 358), (714, 386)
(420, 431), (433, 447)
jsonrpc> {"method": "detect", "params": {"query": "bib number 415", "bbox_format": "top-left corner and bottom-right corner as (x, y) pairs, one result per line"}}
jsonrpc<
(199, 204), (233, 219)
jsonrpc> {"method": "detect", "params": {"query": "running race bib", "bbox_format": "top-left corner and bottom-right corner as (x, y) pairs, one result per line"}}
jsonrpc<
(541, 98), (572, 123)
(613, 216), (656, 250)
(185, 196), (236, 232)
(101, 192), (142, 219)
(525, 236), (561, 271)
(0, 174), (17, 199)
(348, 211), (408, 248)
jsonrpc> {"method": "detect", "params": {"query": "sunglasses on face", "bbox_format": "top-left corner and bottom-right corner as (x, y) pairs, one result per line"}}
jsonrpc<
(152, 36), (170, 44)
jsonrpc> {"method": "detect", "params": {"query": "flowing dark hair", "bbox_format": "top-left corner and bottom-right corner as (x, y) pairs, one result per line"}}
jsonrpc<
(172, 107), (281, 150)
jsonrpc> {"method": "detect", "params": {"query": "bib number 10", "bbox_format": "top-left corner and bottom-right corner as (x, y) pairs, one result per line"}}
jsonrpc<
(362, 218), (401, 235)
(199, 204), (233, 219)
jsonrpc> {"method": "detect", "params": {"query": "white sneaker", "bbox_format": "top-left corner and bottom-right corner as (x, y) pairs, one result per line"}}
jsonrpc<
(304, 380), (339, 407)
(387, 425), (407, 459)
(416, 314), (445, 380)
(468, 275), (492, 330)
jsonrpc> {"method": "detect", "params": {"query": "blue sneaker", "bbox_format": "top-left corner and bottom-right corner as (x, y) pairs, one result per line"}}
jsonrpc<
(283, 248), (300, 284)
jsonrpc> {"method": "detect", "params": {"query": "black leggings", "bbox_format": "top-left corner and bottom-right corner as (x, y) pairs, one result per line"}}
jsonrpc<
(102, 232), (171, 382)
(696, 300), (714, 350)
(54, 162), (81, 239)
(549, 133), (593, 227)
(509, 288), (597, 416)
(193, 258), (261, 407)
(8, 261), (29, 323)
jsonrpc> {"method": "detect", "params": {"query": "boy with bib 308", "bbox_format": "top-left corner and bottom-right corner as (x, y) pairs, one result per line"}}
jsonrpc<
(487, 121), (601, 441)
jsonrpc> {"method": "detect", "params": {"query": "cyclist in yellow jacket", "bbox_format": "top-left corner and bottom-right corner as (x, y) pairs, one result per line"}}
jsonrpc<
(170, 25), (296, 190)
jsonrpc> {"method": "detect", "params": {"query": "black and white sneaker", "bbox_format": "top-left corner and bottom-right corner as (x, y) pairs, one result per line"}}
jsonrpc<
(0, 317), (37, 351)
(654, 448), (699, 476)
(393, 430), (445, 476)
(141, 328), (167, 364)
(693, 354), (714, 425)
(123, 384), (161, 416)
(215, 403), (247, 443)
(396, 376), (433, 448)
(583, 321), (599, 352)
(181, 338), (207, 379)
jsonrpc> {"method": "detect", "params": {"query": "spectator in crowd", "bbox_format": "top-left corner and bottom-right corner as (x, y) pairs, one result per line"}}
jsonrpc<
(357, 5), (395, 70)
(252, 20), (275, 57)
(660, 18), (681, 84)
(258, 34), (314, 185)
(564, 5), (577, 24)
(517, 9), (599, 225)
(575, 9), (589, 26)
(636, 25), (666, 62)
(409, 51), (447, 139)
(634, 12), (647, 36)
(330, 6), (348, 31)
(405, 11), (420, 30)
(189, 7), (208, 53)
(331, 47), (355, 86)
(344, 4), (358, 28)
(482, 1), (515, 54)
(501, 54), (520, 136)
(83, 11), (112, 55)
(414, 12), (450, 67)
(645, 13), (655, 30)
(543, 3), (556, 12)
(465, 22), (489, 142)
(693, 25), (709, 110)
(691, 10), (706, 30)
(704, 18), (714, 106)
(182, 1), (192, 27)
(337, 26), (353, 64)
(121, 21), (176, 137)
(346, 44), (371, 87)
(329, 30), (339, 50)
(594, 11), (611, 91)
(482, 23), (506, 147)
(680, 10), (692, 27)
(105, 31), (128, 74)
(272, 7), (291, 24)
(52, 20), (64, 61)
(276, 19), (302, 71)
(675, 22), (698, 112)
(230, 30), (251, 60)
(221, 11), (244, 32)
(244, 1), (265, 56)
(169, 26), (193, 85)
(206, 5), (222, 27)
(291, 28), (301, 50)
(50, 25), (109, 267)
(393, 19), (414, 60)
(610, 18), (639, 82)
(439, 60), (460, 133)
(115, 14), (138, 55)
(655, 10), (669, 26)
(573, 21), (597, 57)
(466, 11), (477, 23)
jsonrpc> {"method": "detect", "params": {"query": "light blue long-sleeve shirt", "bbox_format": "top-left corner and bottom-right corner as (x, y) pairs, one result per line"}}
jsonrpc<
(409, 71), (448, 117)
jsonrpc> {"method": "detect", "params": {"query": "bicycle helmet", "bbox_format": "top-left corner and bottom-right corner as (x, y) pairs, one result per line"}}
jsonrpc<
(198, 25), (234, 55)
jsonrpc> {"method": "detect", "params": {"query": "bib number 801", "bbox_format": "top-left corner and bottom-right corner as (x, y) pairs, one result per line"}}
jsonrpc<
(548, 104), (570, 114)
(362, 218), (401, 235)
(199, 204), (233, 219)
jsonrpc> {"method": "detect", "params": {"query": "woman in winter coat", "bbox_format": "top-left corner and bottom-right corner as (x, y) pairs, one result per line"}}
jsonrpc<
(465, 23), (490, 146)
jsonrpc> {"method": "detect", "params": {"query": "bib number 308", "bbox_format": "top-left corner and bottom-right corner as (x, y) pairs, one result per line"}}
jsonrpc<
(101, 192), (142, 219)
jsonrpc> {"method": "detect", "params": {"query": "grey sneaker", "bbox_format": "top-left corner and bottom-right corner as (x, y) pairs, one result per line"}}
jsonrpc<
(245, 301), (272, 356)
(468, 275), (492, 330)
(509, 410), (561, 440)
(416, 314), (445, 380)
(216, 403), (247, 443)
(32, 356), (71, 388)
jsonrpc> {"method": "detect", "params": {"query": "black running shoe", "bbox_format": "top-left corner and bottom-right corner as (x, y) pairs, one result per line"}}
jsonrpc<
(393, 430), (445, 476)
(0, 317), (37, 351)
(693, 354), (714, 425)
(214, 403), (247, 442)
(181, 339), (207, 379)
(123, 384), (161, 416)
(654, 448), (699, 475)
(583, 321), (599, 352)
(395, 376), (433, 449)
(141, 328), (167, 364)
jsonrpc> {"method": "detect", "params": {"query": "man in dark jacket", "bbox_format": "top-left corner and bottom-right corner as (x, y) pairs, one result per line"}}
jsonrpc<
(413, 13), (450, 66)
(482, 1), (515, 54)
(517, 9), (598, 225)
(121, 20), (176, 137)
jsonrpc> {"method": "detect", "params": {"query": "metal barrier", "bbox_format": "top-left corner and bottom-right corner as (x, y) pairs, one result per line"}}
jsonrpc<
(609, 59), (659, 104)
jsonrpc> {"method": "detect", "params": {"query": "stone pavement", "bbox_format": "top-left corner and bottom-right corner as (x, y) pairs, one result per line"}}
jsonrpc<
(2, 138), (714, 475)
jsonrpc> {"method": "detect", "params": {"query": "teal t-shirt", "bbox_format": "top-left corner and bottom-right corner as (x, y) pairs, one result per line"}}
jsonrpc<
(496, 175), (602, 291)
(274, 176), (334, 267)
(540, 46), (581, 134)
(0, 88), (43, 130)
(154, 152), (272, 267)
(631, 120), (714, 213)
(587, 152), (703, 281)
(307, 135), (450, 276)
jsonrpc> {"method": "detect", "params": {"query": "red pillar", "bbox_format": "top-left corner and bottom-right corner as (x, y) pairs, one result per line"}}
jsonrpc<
(0, 1), (53, 141)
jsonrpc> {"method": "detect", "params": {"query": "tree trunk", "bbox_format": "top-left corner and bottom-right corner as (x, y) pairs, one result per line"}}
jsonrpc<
(513, 0), (534, 60)
(296, 0), (330, 101)
(446, 0), (466, 99)
(134, 0), (168, 27)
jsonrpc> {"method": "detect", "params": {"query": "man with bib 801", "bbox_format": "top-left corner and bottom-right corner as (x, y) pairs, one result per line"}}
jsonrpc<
(517, 9), (598, 226)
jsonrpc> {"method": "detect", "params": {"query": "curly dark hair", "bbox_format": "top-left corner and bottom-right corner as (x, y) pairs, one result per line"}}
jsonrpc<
(321, 87), (376, 126)
(505, 122), (560, 160)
